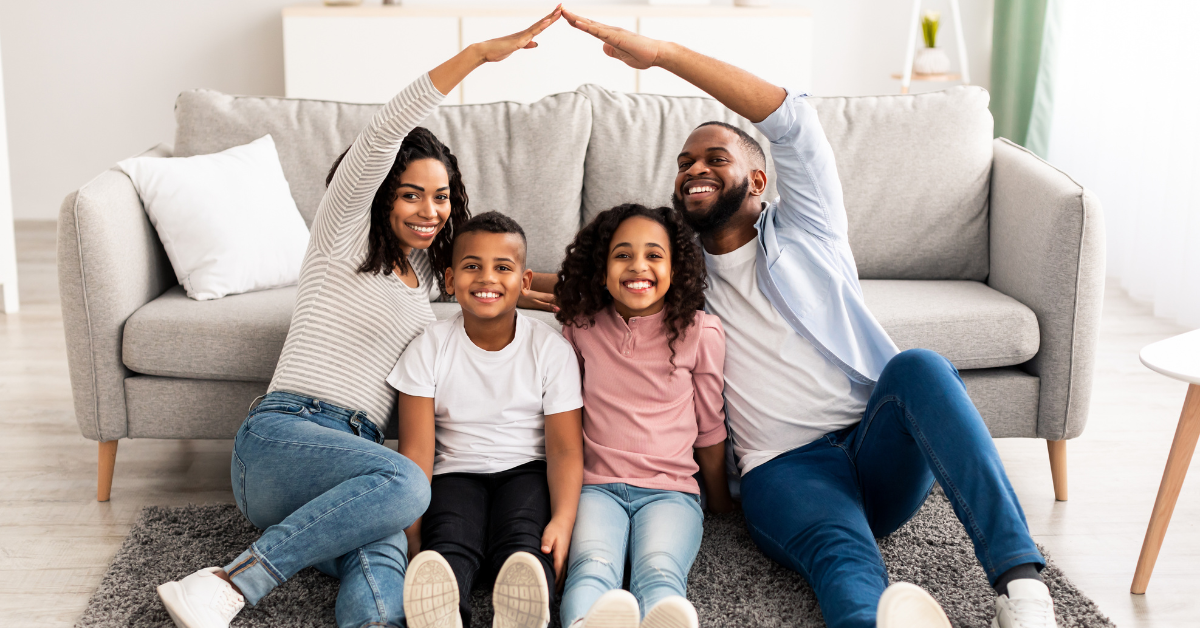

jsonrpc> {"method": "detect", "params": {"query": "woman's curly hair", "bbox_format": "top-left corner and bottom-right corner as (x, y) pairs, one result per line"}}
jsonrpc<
(555, 204), (707, 366)
(326, 126), (469, 297)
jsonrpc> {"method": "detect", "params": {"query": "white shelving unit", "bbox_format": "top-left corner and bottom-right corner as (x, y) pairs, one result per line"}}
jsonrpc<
(895, 0), (969, 94)
(282, 4), (812, 105)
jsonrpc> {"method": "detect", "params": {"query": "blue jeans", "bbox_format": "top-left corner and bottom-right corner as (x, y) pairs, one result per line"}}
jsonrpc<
(225, 391), (431, 628)
(740, 349), (1044, 628)
(560, 484), (704, 626)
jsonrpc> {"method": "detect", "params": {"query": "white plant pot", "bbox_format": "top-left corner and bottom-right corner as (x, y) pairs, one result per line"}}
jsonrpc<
(913, 47), (951, 75)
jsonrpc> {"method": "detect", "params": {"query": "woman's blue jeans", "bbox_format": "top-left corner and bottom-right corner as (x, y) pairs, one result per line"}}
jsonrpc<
(740, 349), (1044, 628)
(225, 391), (431, 628)
(560, 484), (704, 626)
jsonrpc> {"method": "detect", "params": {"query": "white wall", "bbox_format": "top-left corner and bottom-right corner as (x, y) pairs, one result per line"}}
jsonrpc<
(2, 0), (992, 221)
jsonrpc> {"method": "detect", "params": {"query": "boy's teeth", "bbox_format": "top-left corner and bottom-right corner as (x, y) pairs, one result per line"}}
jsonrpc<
(473, 291), (499, 299)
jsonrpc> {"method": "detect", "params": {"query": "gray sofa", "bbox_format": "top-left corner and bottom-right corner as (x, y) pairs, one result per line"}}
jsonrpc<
(57, 85), (1104, 503)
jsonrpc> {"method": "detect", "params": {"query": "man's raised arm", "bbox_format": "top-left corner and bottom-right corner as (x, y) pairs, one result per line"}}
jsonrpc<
(562, 8), (785, 123)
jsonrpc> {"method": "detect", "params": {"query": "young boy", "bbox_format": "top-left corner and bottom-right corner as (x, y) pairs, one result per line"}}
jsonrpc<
(388, 212), (584, 628)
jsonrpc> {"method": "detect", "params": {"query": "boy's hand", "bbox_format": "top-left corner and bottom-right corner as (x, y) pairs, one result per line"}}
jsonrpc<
(706, 492), (735, 515)
(541, 517), (573, 589)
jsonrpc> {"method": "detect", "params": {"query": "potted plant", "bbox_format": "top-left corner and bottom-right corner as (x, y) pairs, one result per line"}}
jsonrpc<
(913, 10), (951, 75)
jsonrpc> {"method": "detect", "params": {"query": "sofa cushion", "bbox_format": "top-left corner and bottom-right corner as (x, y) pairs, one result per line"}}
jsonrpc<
(124, 287), (563, 382)
(173, 89), (591, 274)
(580, 85), (993, 281)
(123, 285), (295, 382)
(861, 280), (1039, 369)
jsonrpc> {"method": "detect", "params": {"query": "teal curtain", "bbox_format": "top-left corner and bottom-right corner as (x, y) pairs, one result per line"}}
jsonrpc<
(991, 0), (1061, 155)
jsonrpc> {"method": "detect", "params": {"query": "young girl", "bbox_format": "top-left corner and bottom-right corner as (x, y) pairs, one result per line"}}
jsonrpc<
(554, 204), (732, 628)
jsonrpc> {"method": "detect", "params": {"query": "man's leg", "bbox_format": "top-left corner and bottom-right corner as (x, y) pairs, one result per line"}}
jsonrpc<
(560, 486), (630, 627)
(740, 440), (887, 628)
(421, 473), (490, 628)
(853, 348), (1045, 585)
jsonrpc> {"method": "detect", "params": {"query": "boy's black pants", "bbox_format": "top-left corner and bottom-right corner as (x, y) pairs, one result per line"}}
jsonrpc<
(421, 459), (555, 627)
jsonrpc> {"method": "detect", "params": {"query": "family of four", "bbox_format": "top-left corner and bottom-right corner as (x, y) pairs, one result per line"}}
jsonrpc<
(153, 7), (1057, 628)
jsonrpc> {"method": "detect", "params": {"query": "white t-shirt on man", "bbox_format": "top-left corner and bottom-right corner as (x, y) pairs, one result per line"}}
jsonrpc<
(387, 311), (583, 475)
(704, 239), (873, 476)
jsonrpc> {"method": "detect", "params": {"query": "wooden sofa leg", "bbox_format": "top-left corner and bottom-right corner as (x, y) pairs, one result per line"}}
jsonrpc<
(1047, 440), (1068, 501)
(98, 440), (118, 502)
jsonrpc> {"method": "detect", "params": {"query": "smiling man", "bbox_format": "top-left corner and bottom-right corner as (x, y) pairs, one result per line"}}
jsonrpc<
(564, 8), (1057, 628)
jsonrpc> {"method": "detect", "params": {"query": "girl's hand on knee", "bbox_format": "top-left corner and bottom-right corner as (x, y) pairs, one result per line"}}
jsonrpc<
(540, 517), (573, 590)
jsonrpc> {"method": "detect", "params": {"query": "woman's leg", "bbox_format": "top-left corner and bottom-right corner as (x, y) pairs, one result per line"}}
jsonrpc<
(419, 473), (490, 628)
(560, 485), (631, 627)
(226, 407), (430, 615)
(626, 488), (703, 618)
(313, 532), (409, 628)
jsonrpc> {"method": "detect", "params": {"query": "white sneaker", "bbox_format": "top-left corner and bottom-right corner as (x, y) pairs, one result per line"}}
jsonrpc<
(574, 589), (640, 628)
(156, 567), (245, 628)
(405, 551), (463, 628)
(492, 551), (550, 628)
(641, 596), (698, 628)
(993, 579), (1057, 628)
(877, 582), (952, 628)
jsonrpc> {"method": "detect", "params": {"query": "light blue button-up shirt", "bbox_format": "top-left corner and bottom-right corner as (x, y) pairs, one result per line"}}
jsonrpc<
(750, 90), (899, 385)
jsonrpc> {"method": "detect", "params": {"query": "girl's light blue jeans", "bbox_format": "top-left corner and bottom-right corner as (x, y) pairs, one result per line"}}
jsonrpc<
(560, 483), (703, 626)
(225, 391), (431, 628)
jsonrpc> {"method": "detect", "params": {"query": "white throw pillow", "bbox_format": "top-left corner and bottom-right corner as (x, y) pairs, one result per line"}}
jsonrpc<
(118, 135), (310, 300)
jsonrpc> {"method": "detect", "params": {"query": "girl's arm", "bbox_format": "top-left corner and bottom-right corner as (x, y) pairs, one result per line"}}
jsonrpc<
(696, 443), (734, 513)
(542, 408), (583, 587)
(314, 6), (563, 258)
(397, 393), (437, 557)
(693, 317), (733, 513)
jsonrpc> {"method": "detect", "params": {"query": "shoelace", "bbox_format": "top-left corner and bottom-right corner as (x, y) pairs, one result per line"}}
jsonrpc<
(1008, 596), (1054, 627)
(214, 586), (244, 621)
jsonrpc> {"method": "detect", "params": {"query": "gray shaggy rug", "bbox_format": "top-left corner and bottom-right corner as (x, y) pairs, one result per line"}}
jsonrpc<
(76, 491), (1114, 628)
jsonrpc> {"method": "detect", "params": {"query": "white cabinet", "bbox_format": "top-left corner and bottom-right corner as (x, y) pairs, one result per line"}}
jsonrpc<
(282, 5), (811, 105)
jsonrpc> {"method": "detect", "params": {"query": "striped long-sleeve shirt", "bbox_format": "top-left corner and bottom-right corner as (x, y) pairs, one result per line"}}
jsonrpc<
(268, 74), (446, 429)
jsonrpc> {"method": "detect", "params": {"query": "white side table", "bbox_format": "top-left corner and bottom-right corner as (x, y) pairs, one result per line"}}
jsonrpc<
(1131, 328), (1200, 594)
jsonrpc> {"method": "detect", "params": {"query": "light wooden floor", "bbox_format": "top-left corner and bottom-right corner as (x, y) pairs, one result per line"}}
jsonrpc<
(2, 220), (1197, 627)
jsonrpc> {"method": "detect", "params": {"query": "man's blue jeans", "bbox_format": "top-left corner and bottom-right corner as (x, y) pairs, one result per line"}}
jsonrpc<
(225, 391), (431, 628)
(560, 484), (704, 626)
(740, 349), (1044, 628)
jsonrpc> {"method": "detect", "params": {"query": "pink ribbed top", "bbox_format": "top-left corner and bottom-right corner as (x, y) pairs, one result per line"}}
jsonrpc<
(561, 306), (727, 494)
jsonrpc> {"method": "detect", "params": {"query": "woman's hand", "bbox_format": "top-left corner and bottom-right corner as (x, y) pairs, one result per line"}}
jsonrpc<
(562, 7), (663, 70)
(541, 516), (574, 590)
(472, 5), (563, 63)
(429, 5), (562, 94)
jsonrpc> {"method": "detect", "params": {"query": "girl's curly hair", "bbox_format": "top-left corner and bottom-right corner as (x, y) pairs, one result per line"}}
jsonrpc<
(555, 204), (707, 366)
(326, 127), (469, 297)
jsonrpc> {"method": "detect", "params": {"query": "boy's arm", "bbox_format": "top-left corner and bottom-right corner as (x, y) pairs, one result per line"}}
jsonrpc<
(563, 8), (847, 241)
(695, 443), (734, 513)
(397, 393), (437, 557)
(542, 408), (583, 587)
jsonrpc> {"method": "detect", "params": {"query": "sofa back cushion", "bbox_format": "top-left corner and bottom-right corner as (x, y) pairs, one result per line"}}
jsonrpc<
(580, 84), (994, 280)
(173, 90), (591, 274)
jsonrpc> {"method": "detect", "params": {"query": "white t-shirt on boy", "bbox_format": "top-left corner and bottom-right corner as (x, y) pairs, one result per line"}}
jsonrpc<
(388, 311), (583, 476)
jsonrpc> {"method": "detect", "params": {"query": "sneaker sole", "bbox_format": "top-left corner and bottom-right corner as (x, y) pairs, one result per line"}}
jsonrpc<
(492, 552), (550, 628)
(405, 552), (461, 628)
(877, 582), (951, 628)
(583, 590), (640, 628)
(157, 581), (202, 628)
(640, 597), (697, 628)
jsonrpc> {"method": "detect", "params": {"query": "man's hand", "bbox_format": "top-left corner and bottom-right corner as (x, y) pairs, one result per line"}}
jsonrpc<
(519, 287), (558, 313)
(562, 7), (663, 69)
(541, 516), (573, 590)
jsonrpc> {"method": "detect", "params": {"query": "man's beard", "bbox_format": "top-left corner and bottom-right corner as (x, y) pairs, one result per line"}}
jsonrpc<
(673, 177), (750, 236)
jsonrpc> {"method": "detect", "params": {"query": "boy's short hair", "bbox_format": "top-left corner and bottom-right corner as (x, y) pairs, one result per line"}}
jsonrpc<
(451, 211), (528, 266)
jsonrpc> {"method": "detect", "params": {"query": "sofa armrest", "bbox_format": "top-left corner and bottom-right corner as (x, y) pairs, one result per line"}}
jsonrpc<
(57, 144), (175, 441)
(988, 138), (1105, 441)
